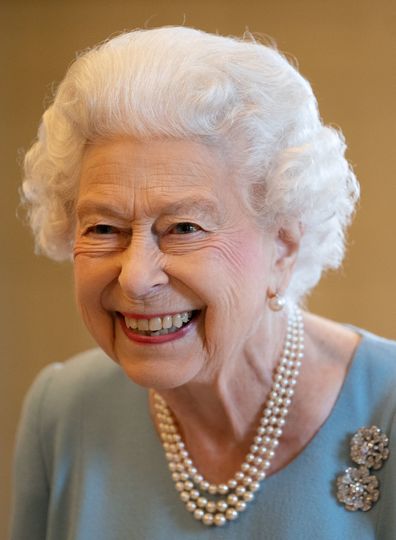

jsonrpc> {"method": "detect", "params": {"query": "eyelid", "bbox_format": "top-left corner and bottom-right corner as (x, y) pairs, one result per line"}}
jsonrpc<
(84, 224), (121, 235)
(168, 222), (203, 234)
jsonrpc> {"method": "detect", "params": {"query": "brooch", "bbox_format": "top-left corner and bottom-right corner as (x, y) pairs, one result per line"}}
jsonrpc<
(336, 426), (389, 512)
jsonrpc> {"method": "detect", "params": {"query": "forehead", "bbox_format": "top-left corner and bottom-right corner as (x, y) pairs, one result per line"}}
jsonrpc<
(78, 138), (231, 199)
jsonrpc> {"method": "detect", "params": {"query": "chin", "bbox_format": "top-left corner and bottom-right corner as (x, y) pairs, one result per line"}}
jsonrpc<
(116, 353), (204, 390)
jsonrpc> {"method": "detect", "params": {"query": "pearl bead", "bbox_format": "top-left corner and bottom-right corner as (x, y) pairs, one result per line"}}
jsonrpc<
(241, 462), (250, 472)
(234, 471), (244, 481)
(226, 507), (238, 520)
(186, 501), (196, 512)
(206, 501), (216, 513)
(190, 489), (199, 500)
(175, 481), (184, 492)
(208, 484), (217, 494)
(227, 493), (238, 505)
(184, 481), (193, 491)
(235, 500), (247, 512)
(199, 481), (209, 491)
(180, 491), (190, 502)
(227, 479), (238, 489)
(242, 475), (253, 486)
(202, 513), (214, 526)
(193, 508), (204, 520)
(197, 497), (208, 508)
(235, 485), (246, 496)
(214, 513), (226, 526)
(243, 491), (254, 502)
(216, 500), (228, 512)
(250, 481), (260, 492)
(218, 484), (229, 495)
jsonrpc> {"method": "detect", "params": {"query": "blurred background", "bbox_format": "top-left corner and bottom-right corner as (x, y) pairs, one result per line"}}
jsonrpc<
(2, 0), (396, 535)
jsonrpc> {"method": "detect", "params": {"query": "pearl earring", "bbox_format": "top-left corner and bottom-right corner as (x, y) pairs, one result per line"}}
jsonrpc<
(268, 292), (285, 312)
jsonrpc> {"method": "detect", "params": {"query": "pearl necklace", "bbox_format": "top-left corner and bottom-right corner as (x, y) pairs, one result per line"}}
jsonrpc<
(153, 307), (304, 527)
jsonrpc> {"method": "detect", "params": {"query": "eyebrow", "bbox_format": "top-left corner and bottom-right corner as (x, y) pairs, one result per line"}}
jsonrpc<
(160, 197), (221, 219)
(76, 196), (222, 221)
(76, 199), (129, 221)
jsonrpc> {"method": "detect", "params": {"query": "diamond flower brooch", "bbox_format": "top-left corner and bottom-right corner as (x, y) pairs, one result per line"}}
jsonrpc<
(336, 426), (389, 511)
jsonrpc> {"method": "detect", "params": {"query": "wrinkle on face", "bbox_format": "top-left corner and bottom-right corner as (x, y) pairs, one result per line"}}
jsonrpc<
(73, 137), (289, 391)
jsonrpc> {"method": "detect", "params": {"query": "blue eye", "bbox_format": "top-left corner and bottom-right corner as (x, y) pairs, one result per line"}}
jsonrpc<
(87, 224), (118, 235)
(171, 222), (200, 234)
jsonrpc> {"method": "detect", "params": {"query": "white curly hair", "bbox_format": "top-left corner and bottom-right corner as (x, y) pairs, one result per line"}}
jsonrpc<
(22, 26), (359, 303)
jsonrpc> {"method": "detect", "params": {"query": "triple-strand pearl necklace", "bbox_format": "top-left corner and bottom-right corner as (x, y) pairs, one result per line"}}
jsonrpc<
(152, 306), (304, 527)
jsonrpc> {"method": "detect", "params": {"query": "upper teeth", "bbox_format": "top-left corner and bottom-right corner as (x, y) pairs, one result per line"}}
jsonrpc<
(125, 311), (192, 332)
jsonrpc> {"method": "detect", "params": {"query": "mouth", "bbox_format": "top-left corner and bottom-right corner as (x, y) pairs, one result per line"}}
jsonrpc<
(117, 310), (200, 344)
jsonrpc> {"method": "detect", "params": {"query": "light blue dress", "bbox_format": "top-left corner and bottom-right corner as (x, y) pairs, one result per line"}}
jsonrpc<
(10, 330), (396, 539)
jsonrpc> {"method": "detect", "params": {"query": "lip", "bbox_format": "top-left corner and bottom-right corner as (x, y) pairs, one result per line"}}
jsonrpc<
(118, 311), (199, 344)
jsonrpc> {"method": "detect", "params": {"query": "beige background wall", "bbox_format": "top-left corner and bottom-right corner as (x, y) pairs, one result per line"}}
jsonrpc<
(3, 0), (395, 535)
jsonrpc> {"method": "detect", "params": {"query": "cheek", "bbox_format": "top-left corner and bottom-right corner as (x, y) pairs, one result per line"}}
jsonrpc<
(168, 232), (268, 306)
(73, 256), (116, 353)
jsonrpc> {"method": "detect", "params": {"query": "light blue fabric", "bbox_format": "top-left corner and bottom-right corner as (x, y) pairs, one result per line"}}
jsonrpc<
(10, 330), (396, 539)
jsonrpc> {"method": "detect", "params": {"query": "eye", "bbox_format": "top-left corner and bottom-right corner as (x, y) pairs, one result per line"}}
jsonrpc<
(86, 224), (119, 235)
(169, 222), (201, 234)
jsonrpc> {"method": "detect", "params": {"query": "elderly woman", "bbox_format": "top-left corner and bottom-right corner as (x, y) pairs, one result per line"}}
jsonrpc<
(11, 27), (396, 539)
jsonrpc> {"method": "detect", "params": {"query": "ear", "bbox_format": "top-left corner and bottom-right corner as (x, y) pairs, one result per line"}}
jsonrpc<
(270, 221), (303, 295)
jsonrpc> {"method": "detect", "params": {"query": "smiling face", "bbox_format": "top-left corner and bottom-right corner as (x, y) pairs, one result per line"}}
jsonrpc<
(74, 138), (287, 389)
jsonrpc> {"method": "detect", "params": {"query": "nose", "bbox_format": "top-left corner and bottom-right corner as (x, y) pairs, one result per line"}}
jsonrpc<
(117, 235), (168, 299)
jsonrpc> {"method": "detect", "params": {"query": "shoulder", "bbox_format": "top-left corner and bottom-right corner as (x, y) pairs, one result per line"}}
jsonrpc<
(352, 329), (396, 394)
(22, 348), (143, 433)
(25, 348), (125, 401)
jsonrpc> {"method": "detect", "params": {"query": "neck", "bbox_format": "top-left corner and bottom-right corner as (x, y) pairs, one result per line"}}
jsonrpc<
(149, 308), (292, 481)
